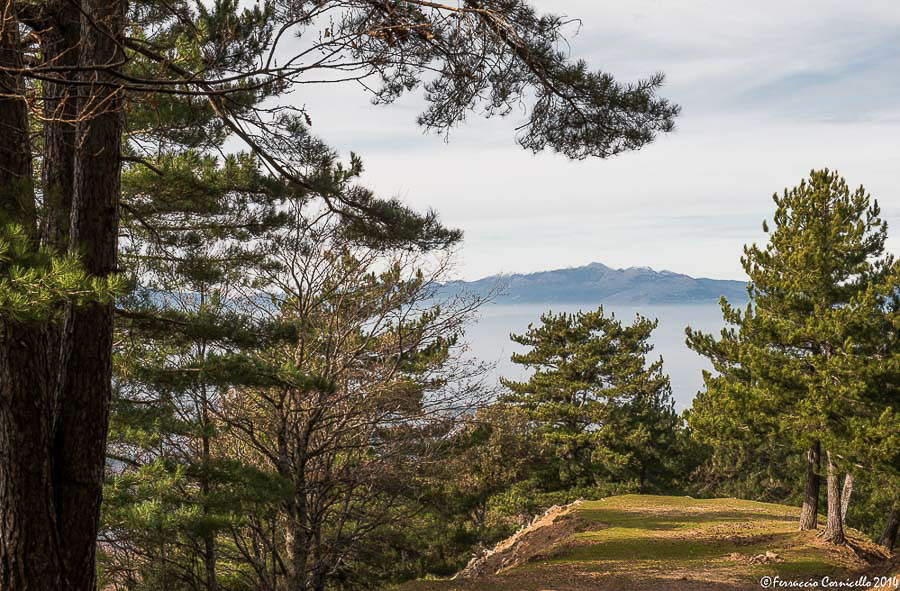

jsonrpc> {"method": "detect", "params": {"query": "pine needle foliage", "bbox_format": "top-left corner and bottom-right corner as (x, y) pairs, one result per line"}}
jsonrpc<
(500, 306), (679, 494)
(686, 169), (899, 536)
(0, 222), (123, 321)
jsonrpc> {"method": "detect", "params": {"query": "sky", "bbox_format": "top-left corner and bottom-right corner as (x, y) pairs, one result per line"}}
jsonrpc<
(295, 0), (900, 281)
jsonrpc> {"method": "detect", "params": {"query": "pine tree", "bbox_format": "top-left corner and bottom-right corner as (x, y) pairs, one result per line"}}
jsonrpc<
(102, 154), (290, 590)
(500, 307), (679, 495)
(216, 215), (486, 591)
(683, 306), (807, 509)
(687, 169), (899, 544)
(99, 9), (300, 586)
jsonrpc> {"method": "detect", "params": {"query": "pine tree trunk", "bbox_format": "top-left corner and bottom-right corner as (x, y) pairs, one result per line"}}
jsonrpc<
(840, 473), (853, 522)
(284, 511), (309, 591)
(205, 528), (218, 591)
(878, 507), (899, 551)
(798, 440), (820, 530)
(39, 0), (80, 251)
(821, 451), (845, 545)
(0, 9), (63, 588)
(38, 1), (80, 491)
(0, 324), (60, 590)
(201, 381), (218, 591)
(53, 0), (125, 587)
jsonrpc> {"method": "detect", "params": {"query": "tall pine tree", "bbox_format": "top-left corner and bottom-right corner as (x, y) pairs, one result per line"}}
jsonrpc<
(501, 307), (679, 495)
(687, 169), (899, 544)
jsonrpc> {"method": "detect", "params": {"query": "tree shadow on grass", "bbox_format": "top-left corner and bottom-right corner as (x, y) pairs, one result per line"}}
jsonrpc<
(577, 509), (798, 532)
(550, 531), (799, 563)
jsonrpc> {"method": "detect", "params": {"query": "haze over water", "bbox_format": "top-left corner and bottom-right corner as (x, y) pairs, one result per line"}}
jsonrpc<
(464, 302), (728, 412)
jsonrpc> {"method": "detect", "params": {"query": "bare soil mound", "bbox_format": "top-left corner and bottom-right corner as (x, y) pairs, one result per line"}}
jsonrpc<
(453, 500), (590, 578)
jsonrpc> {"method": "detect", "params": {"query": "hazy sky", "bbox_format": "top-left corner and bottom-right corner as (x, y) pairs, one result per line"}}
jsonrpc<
(296, 1), (900, 281)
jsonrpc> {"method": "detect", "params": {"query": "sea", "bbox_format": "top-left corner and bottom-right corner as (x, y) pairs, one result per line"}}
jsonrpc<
(461, 302), (729, 412)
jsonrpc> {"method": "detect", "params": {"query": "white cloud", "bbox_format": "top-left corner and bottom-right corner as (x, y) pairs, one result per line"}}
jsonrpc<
(291, 1), (900, 280)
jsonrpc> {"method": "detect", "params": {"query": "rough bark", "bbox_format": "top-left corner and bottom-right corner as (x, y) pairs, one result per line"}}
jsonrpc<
(0, 2), (36, 230)
(37, 0), (80, 467)
(798, 440), (821, 530)
(284, 511), (309, 591)
(38, 17), (82, 584)
(53, 0), (125, 587)
(0, 325), (60, 591)
(0, 7), (62, 588)
(821, 451), (845, 545)
(878, 507), (899, 551)
(840, 473), (853, 522)
(39, 0), (81, 251)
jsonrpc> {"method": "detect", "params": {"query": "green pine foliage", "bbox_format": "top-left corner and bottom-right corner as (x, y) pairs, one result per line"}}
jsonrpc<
(101, 7), (300, 586)
(500, 307), (680, 496)
(686, 169), (899, 533)
(100, 0), (471, 587)
(0, 222), (123, 321)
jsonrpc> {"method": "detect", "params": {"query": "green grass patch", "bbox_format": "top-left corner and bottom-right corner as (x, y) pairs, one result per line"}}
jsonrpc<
(395, 495), (882, 591)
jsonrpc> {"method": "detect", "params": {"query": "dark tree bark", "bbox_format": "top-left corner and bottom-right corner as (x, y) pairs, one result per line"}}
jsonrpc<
(39, 0), (81, 251)
(0, 4), (36, 230)
(840, 473), (853, 522)
(878, 507), (899, 551)
(37, 17), (84, 585)
(0, 6), (62, 588)
(798, 440), (821, 530)
(821, 451), (845, 545)
(37, 0), (80, 481)
(0, 324), (60, 591)
(53, 0), (125, 587)
(284, 498), (309, 591)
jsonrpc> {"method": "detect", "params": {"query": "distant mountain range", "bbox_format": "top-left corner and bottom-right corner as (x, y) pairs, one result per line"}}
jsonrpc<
(441, 262), (749, 305)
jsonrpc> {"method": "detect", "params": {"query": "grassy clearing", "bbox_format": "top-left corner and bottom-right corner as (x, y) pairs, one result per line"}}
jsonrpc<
(394, 494), (894, 591)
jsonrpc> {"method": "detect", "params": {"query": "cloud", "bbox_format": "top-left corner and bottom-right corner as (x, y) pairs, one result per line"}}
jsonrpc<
(291, 1), (900, 280)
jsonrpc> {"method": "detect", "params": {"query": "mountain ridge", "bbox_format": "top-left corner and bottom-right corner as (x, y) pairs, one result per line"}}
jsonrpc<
(442, 261), (748, 305)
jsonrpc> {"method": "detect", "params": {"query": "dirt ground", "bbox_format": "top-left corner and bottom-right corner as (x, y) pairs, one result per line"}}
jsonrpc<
(453, 501), (589, 579)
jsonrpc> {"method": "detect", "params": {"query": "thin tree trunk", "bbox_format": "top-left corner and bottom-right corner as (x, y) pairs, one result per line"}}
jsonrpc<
(284, 512), (309, 591)
(798, 440), (820, 530)
(821, 451), (845, 545)
(271, 515), (279, 591)
(39, 0), (80, 251)
(201, 380), (218, 591)
(840, 473), (853, 522)
(53, 0), (125, 587)
(0, 7), (62, 588)
(878, 507), (899, 551)
(310, 530), (326, 591)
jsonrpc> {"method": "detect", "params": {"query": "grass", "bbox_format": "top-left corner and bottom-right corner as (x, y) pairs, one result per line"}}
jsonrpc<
(394, 494), (892, 591)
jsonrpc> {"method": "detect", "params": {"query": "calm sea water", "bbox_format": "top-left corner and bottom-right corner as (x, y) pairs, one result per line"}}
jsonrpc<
(461, 303), (728, 412)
